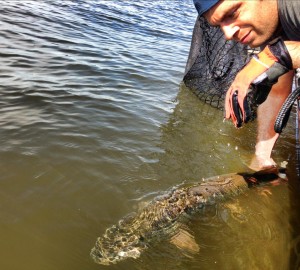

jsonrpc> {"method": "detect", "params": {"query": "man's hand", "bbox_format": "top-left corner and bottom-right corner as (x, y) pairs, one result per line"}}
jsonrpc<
(225, 38), (293, 127)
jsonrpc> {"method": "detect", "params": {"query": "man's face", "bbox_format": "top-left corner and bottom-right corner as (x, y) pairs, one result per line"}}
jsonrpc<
(204, 0), (279, 47)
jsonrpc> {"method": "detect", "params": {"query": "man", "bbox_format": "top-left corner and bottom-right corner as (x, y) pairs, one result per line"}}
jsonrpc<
(193, 0), (300, 170)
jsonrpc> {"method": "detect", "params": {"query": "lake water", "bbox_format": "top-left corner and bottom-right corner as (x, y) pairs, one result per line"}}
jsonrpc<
(0, 1), (299, 269)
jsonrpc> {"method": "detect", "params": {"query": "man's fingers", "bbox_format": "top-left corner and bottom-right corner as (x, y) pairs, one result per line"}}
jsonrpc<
(225, 88), (242, 127)
(225, 87), (249, 127)
(232, 91), (243, 127)
(237, 90), (247, 121)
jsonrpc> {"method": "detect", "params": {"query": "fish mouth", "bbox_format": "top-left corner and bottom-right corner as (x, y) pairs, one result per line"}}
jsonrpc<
(90, 244), (143, 265)
(90, 229), (145, 265)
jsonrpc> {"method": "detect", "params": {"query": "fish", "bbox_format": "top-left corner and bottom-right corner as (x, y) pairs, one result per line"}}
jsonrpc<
(90, 168), (285, 265)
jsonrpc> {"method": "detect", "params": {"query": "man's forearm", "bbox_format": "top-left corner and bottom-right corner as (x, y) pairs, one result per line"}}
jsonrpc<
(285, 41), (300, 68)
(249, 70), (294, 170)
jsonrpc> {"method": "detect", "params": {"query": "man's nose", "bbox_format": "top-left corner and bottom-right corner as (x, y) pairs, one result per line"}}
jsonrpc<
(221, 24), (239, 40)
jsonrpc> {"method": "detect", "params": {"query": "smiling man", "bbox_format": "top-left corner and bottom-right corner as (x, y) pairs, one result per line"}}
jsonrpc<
(192, 0), (300, 170)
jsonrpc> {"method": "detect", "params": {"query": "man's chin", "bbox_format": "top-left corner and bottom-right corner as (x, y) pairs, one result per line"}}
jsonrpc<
(248, 36), (271, 48)
(247, 41), (263, 49)
(248, 43), (257, 49)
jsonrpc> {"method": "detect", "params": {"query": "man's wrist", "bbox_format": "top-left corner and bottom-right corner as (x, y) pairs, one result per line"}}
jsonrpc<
(268, 38), (293, 70)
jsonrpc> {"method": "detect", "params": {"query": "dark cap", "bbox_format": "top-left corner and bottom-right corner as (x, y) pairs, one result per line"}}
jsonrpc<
(193, 0), (219, 16)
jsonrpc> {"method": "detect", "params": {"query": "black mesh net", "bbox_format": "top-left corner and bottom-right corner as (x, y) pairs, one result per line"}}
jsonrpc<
(183, 17), (251, 109)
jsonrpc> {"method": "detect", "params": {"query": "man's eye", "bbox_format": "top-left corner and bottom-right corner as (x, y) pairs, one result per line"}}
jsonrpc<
(228, 9), (238, 19)
(223, 8), (238, 21)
